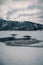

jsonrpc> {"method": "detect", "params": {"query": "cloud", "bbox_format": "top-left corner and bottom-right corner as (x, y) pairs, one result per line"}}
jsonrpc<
(0, 0), (7, 5)
(0, 0), (5, 5)
(0, 0), (43, 24)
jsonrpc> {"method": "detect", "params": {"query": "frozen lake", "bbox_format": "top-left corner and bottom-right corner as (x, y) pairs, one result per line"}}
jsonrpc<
(0, 30), (43, 46)
(0, 31), (43, 40)
(0, 31), (43, 65)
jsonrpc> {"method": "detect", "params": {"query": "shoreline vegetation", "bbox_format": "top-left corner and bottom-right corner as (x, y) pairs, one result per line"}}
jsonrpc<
(0, 34), (43, 47)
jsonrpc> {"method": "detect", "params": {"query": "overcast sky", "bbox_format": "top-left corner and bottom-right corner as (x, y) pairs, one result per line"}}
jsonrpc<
(0, 0), (43, 24)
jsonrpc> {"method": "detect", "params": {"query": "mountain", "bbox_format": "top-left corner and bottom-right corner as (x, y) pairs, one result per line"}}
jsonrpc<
(0, 19), (43, 30)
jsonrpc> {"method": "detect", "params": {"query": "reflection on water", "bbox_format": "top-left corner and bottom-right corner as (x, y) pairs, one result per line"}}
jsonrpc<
(0, 42), (43, 65)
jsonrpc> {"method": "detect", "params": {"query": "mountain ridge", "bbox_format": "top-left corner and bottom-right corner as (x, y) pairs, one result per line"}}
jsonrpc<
(0, 19), (43, 30)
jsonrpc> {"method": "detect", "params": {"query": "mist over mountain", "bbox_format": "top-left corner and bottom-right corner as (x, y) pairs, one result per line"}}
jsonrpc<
(0, 19), (43, 31)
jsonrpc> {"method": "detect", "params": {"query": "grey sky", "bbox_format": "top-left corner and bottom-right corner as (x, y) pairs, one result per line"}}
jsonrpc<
(0, 0), (43, 24)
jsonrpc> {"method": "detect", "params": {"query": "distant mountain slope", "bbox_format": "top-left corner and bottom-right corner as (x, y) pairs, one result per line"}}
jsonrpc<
(0, 19), (43, 30)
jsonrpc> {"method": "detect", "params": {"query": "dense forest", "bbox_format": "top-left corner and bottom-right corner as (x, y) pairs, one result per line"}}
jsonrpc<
(0, 19), (43, 30)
